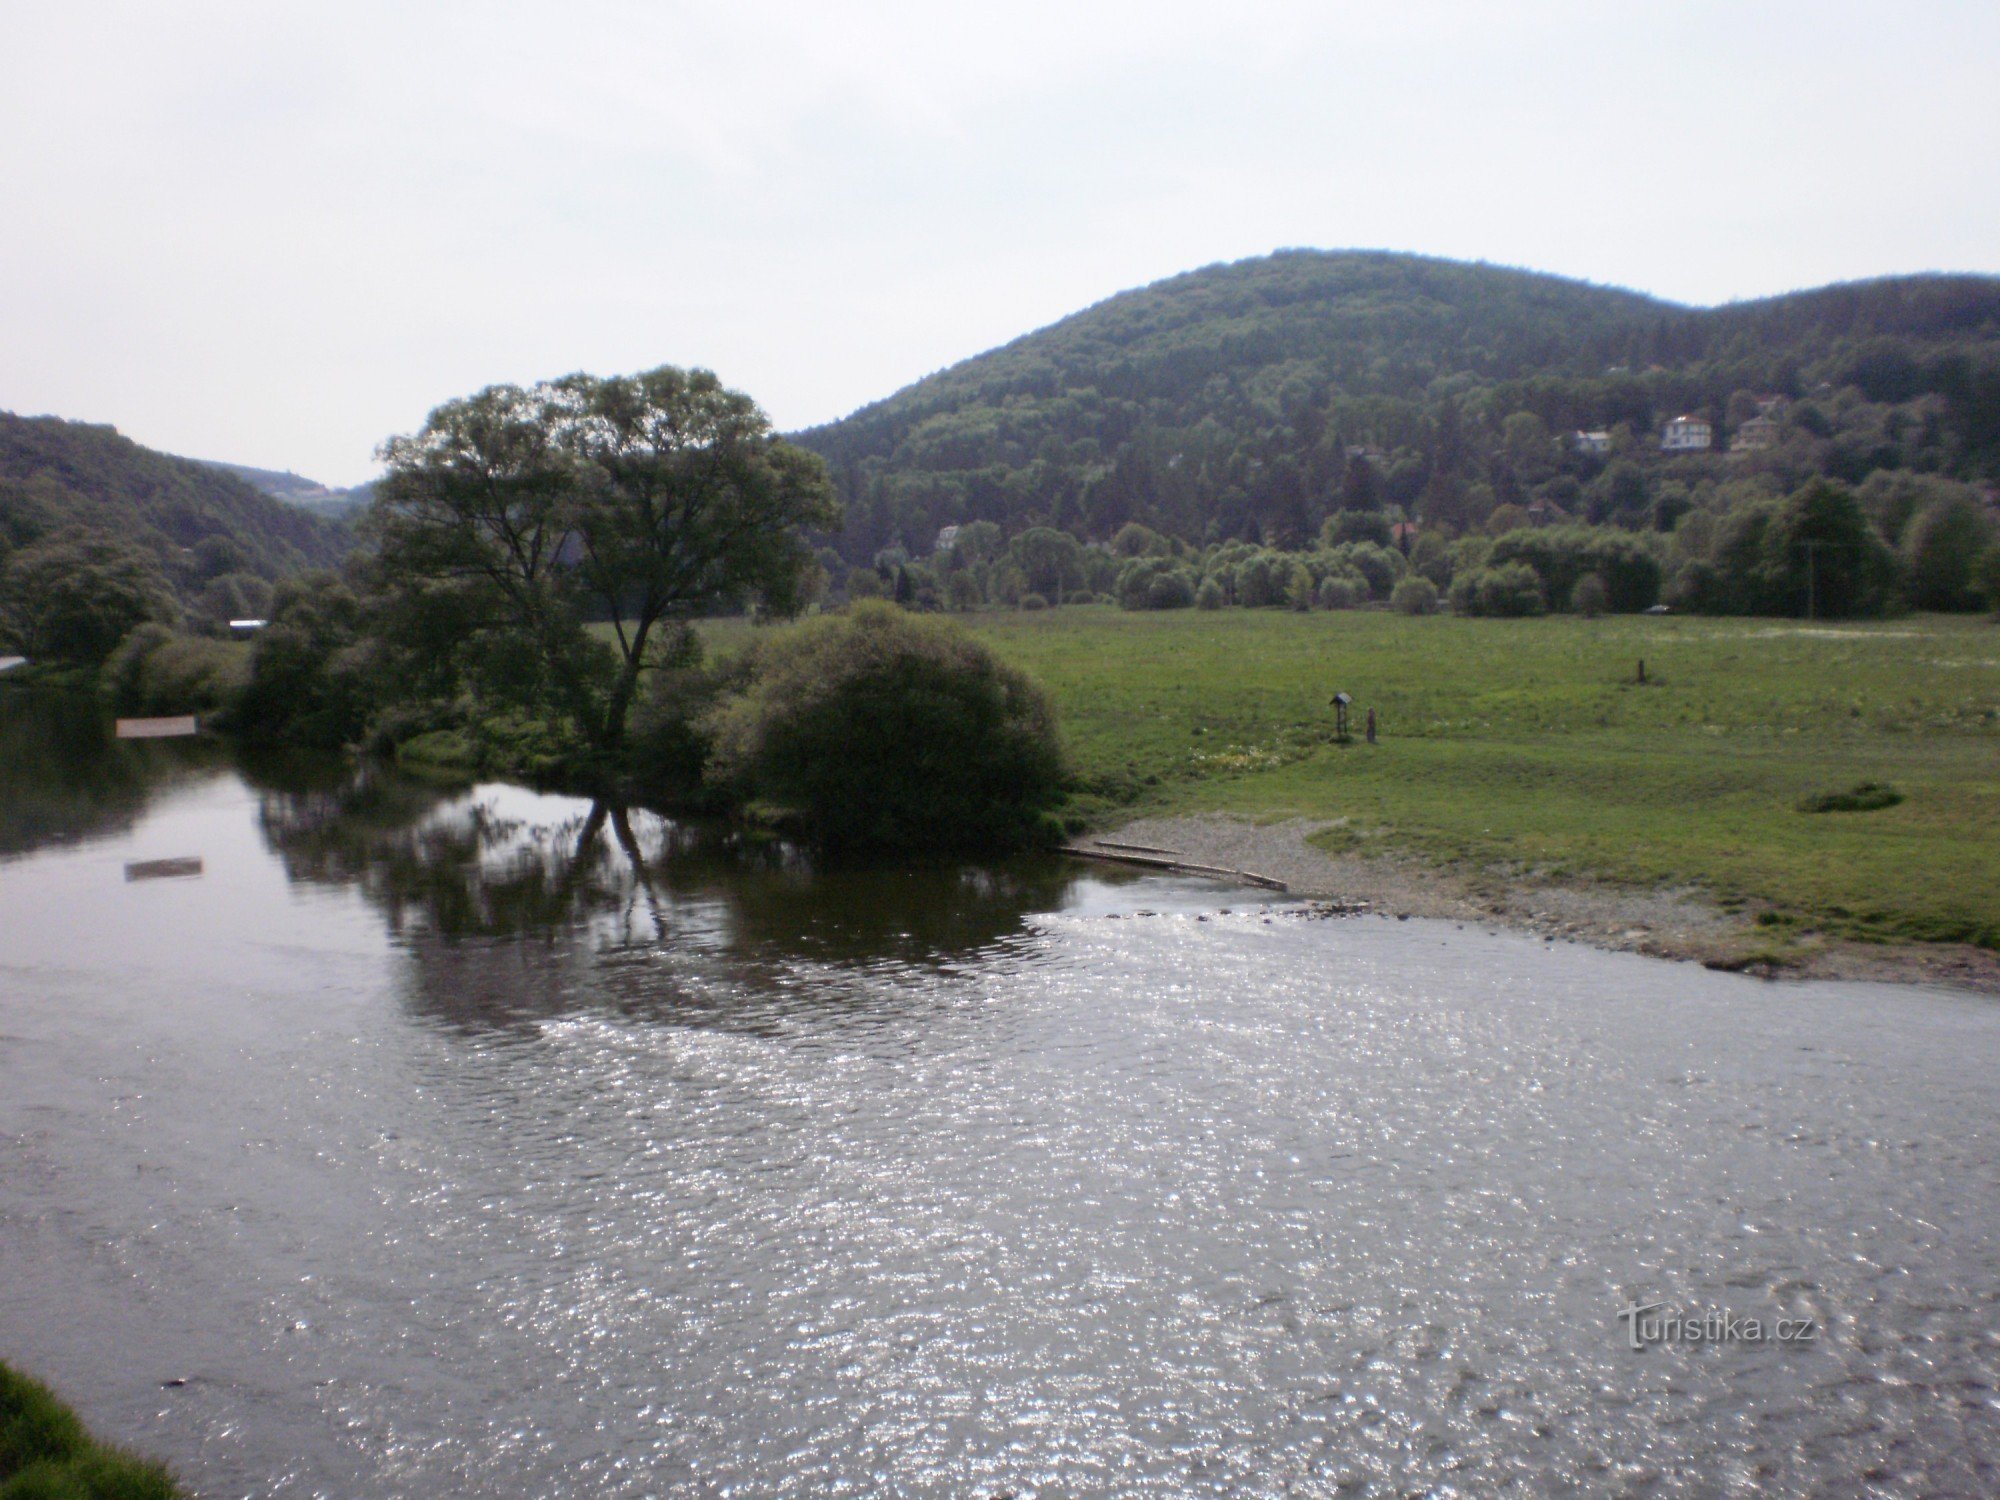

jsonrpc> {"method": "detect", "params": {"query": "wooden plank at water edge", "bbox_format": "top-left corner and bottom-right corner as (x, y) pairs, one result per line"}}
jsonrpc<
(125, 856), (204, 881)
(116, 715), (199, 738)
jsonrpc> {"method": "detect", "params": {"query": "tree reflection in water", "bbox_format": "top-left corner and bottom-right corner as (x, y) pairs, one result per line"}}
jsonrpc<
(0, 686), (227, 859)
(248, 761), (1088, 1033)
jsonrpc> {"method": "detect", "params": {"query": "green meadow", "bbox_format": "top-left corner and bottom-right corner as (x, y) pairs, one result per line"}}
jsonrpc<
(704, 608), (2000, 947)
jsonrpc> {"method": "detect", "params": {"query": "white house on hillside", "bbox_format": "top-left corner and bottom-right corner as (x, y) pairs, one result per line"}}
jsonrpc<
(1661, 415), (1712, 452)
(1572, 430), (1611, 456)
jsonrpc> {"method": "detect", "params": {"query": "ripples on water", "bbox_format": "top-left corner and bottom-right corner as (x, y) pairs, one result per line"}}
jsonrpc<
(2, 759), (1998, 1496)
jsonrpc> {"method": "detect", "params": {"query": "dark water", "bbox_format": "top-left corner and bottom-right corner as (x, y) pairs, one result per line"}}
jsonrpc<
(3, 702), (1999, 1496)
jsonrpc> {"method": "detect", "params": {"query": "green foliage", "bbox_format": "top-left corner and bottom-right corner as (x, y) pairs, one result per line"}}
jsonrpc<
(1798, 781), (1904, 813)
(1325, 541), (1406, 599)
(1195, 577), (1226, 610)
(0, 529), (177, 665)
(1487, 526), (1662, 612)
(796, 250), (2000, 566)
(1115, 557), (1196, 610)
(1979, 545), (2000, 612)
(371, 367), (839, 754)
(704, 601), (1067, 851)
(1110, 522), (1170, 558)
(1322, 511), (1393, 548)
(1008, 526), (1084, 602)
(233, 573), (378, 749)
(100, 625), (248, 716)
(1902, 499), (1994, 611)
(1570, 572), (1610, 618)
(0, 1360), (181, 1499)
(1757, 479), (1899, 618)
(0, 413), (348, 606)
(1450, 561), (1546, 617)
(1391, 576), (1440, 615)
(1315, 574), (1360, 610)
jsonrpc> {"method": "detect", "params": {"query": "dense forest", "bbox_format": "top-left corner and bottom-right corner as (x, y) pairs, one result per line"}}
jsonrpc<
(0, 413), (351, 621)
(796, 251), (2000, 576)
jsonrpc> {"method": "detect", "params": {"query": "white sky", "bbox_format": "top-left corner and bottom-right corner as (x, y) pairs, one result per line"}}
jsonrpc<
(3, 1), (1997, 486)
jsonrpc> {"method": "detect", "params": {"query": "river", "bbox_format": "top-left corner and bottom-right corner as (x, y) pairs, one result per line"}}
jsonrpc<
(2, 709), (1997, 1495)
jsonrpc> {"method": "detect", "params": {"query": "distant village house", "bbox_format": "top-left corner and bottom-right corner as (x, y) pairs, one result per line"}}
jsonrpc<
(1661, 415), (1712, 452)
(1572, 430), (1611, 456)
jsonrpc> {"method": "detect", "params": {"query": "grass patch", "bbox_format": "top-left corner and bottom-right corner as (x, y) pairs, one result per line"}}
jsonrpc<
(0, 1361), (180, 1499)
(1797, 781), (1904, 813)
(866, 606), (2000, 949)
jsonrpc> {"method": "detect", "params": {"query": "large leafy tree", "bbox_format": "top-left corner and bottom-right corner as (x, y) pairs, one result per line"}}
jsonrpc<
(0, 527), (177, 665)
(371, 368), (839, 753)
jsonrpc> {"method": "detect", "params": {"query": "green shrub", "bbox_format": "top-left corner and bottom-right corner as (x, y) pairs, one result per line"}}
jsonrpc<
(1115, 558), (1197, 610)
(1570, 572), (1609, 618)
(1018, 592), (1049, 611)
(1232, 551), (1293, 608)
(0, 529), (176, 667)
(1798, 781), (1904, 813)
(1194, 578), (1225, 610)
(1332, 541), (1407, 599)
(233, 574), (375, 749)
(1450, 561), (1545, 617)
(1488, 525), (1661, 612)
(704, 601), (1068, 852)
(1390, 576), (1439, 615)
(1975, 544), (2000, 613)
(1315, 575), (1359, 610)
(624, 626), (725, 805)
(101, 626), (248, 717)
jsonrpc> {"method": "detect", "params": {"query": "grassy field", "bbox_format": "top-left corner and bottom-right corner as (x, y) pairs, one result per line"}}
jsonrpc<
(704, 607), (2000, 947)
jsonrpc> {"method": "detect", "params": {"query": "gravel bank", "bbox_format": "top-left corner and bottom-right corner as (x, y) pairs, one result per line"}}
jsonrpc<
(1076, 813), (2000, 993)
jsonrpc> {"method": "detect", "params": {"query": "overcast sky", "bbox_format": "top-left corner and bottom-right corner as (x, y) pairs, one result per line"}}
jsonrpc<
(4, 1), (1997, 486)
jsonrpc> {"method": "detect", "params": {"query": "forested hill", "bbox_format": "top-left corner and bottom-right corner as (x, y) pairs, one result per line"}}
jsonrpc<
(795, 250), (2000, 560)
(0, 412), (351, 598)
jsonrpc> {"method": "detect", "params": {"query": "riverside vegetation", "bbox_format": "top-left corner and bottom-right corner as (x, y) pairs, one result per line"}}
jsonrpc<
(682, 607), (2000, 957)
(2, 251), (1997, 922)
(0, 1361), (180, 1500)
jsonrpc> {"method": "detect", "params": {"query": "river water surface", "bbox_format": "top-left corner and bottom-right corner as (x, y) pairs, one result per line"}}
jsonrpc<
(2, 720), (1998, 1496)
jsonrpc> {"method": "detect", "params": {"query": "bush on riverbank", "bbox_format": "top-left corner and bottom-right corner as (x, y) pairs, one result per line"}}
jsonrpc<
(100, 626), (248, 718)
(701, 601), (1067, 851)
(0, 1361), (181, 1499)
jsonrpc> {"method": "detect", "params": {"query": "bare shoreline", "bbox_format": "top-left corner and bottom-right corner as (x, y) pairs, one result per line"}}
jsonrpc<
(1079, 814), (2000, 996)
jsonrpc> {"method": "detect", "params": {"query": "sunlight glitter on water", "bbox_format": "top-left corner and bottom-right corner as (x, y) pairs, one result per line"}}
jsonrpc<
(3, 768), (1999, 1495)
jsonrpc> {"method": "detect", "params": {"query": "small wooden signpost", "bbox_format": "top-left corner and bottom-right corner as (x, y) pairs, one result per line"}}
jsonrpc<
(1330, 691), (1353, 743)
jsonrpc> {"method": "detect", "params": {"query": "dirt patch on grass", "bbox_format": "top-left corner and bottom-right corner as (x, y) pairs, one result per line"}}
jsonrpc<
(1086, 813), (2000, 994)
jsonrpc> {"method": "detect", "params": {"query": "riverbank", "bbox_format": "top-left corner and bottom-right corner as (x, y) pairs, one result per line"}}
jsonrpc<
(0, 1360), (180, 1499)
(1076, 812), (2000, 992)
(922, 607), (2000, 960)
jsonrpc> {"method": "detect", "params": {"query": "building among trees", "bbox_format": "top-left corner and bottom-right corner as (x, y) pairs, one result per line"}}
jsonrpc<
(1661, 415), (1713, 452)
